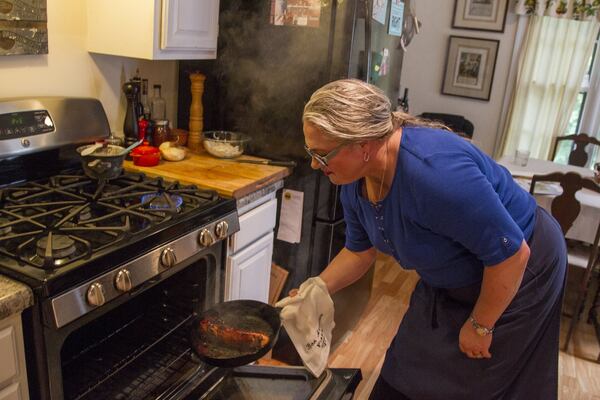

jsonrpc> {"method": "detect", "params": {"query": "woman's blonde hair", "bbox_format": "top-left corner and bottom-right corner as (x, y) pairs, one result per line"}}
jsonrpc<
(302, 79), (448, 142)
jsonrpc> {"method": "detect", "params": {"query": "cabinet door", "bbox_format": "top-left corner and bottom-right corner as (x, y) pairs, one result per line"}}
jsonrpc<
(0, 326), (17, 388)
(226, 232), (274, 303)
(161, 0), (219, 50)
(0, 383), (20, 400)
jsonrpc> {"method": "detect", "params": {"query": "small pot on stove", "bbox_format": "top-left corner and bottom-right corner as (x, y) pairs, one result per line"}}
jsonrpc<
(130, 141), (160, 167)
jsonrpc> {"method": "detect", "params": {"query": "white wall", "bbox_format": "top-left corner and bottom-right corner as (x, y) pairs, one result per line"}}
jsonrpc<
(401, 1), (518, 155)
(0, 0), (178, 136)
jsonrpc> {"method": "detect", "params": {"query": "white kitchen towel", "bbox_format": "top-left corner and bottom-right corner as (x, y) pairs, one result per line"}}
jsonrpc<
(275, 277), (335, 377)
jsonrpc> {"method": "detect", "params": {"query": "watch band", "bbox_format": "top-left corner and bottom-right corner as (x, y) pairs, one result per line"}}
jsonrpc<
(469, 316), (495, 336)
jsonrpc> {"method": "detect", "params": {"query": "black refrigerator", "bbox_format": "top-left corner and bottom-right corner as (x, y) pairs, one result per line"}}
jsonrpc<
(177, 0), (405, 294)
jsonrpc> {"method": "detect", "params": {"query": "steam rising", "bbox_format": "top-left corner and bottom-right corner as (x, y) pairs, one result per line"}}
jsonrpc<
(215, 0), (333, 160)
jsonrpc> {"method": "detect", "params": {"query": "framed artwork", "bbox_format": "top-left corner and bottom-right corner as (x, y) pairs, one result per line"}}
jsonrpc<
(0, 0), (48, 56)
(452, 0), (508, 32)
(441, 36), (499, 101)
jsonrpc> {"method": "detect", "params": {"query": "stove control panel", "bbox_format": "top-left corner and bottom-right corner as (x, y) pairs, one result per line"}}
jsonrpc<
(0, 110), (55, 140)
(48, 211), (240, 329)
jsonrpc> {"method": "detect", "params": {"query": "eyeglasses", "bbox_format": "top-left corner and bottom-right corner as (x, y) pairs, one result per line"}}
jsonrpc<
(303, 142), (348, 167)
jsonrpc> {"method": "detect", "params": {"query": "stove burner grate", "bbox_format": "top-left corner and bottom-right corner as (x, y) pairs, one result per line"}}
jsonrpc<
(0, 171), (220, 271)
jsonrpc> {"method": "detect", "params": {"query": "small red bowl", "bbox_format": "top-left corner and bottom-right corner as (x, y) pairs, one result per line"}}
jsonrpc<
(131, 142), (160, 166)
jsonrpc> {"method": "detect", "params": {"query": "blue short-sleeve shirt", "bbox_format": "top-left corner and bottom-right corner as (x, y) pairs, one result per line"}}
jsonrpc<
(341, 126), (537, 288)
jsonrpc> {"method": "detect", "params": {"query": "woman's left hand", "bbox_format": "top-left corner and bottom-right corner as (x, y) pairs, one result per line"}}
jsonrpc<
(458, 319), (492, 359)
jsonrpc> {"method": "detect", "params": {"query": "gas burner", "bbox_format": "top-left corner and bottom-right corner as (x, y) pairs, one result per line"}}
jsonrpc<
(36, 234), (76, 259)
(141, 193), (183, 213)
(78, 206), (92, 222)
(0, 218), (12, 236)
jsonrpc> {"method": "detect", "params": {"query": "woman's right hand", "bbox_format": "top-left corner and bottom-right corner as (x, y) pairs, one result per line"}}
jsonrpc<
(288, 288), (299, 297)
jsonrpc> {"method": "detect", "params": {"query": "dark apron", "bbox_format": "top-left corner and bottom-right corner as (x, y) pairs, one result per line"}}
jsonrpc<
(380, 207), (567, 400)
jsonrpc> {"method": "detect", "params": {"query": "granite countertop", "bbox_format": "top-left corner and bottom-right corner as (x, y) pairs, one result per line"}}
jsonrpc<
(0, 275), (33, 320)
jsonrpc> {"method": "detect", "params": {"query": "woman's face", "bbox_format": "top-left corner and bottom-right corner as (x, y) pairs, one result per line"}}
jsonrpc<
(303, 122), (364, 185)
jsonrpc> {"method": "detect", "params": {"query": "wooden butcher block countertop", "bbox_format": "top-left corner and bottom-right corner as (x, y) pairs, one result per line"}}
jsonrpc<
(123, 149), (291, 199)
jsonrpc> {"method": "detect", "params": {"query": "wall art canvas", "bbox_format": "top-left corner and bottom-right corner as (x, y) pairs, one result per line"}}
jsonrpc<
(452, 0), (508, 32)
(442, 36), (499, 101)
(0, 0), (48, 55)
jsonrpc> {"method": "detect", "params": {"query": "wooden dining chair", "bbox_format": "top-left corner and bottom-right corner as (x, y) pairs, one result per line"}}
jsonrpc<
(529, 172), (600, 352)
(550, 133), (600, 167)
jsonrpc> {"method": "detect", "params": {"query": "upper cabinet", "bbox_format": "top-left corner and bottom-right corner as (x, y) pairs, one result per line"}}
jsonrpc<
(86, 0), (219, 60)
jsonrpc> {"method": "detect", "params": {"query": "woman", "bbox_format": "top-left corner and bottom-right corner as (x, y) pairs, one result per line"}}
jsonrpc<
(302, 79), (566, 399)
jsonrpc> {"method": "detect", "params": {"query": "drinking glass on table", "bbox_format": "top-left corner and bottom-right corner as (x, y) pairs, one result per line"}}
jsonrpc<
(514, 149), (530, 167)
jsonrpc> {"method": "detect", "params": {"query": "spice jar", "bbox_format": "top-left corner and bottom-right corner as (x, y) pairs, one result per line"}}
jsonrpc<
(153, 120), (170, 147)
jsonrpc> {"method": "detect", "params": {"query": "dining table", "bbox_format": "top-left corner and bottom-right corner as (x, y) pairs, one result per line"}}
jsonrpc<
(497, 155), (599, 245)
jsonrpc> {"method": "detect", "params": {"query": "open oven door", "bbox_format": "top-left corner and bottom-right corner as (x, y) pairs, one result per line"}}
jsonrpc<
(179, 365), (361, 400)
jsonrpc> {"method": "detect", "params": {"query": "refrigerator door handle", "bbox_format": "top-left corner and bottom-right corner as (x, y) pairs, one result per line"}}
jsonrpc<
(363, 0), (372, 83)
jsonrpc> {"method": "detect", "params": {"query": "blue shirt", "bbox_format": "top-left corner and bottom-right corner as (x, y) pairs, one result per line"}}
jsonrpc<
(341, 126), (537, 288)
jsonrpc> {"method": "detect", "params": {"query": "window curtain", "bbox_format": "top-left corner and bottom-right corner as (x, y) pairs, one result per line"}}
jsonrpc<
(499, 14), (599, 159)
(515, 0), (600, 20)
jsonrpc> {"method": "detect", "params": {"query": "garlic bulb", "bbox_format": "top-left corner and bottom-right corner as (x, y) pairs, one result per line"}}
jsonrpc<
(159, 141), (187, 161)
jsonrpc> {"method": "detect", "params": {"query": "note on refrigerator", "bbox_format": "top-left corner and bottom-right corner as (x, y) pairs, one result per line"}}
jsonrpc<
(277, 189), (304, 244)
(270, 0), (321, 27)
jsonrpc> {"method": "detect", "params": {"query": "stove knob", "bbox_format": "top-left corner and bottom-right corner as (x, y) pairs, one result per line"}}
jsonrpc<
(198, 229), (215, 247)
(86, 282), (105, 307)
(160, 247), (177, 268)
(214, 221), (229, 240)
(114, 269), (132, 292)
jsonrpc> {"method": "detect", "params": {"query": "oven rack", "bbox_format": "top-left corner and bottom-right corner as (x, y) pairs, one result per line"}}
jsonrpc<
(62, 302), (204, 400)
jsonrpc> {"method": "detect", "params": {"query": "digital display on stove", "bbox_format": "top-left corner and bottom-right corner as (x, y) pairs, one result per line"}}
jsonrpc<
(0, 110), (55, 140)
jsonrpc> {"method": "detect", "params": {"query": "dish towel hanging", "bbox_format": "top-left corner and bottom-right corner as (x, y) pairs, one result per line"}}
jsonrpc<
(275, 276), (335, 377)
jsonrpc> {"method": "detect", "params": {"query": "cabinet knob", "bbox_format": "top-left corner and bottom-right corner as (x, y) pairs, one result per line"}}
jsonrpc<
(214, 220), (229, 240)
(114, 269), (132, 292)
(86, 282), (105, 307)
(160, 247), (177, 268)
(198, 229), (214, 247)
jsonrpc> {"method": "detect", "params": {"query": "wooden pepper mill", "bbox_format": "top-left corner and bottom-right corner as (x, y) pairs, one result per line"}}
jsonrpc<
(188, 72), (206, 153)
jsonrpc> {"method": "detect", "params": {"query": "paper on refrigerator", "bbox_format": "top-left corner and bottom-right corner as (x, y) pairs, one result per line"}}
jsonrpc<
(277, 189), (304, 243)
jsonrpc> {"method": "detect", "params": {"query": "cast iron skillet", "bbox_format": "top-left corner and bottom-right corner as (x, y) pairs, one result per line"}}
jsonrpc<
(190, 300), (282, 368)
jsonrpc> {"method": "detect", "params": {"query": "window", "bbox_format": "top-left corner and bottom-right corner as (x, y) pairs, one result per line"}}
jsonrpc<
(556, 33), (600, 164)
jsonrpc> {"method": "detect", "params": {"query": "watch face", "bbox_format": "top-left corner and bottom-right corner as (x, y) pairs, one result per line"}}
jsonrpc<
(476, 327), (487, 336)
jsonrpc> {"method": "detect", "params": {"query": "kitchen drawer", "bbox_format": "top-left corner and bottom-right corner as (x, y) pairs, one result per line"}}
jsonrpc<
(0, 326), (17, 388)
(0, 383), (20, 400)
(229, 198), (277, 254)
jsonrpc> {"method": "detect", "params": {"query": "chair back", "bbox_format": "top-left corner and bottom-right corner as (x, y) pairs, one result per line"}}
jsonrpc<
(418, 112), (474, 139)
(551, 133), (600, 167)
(530, 172), (600, 235)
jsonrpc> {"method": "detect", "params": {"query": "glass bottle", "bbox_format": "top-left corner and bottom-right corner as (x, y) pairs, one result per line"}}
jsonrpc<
(398, 88), (409, 113)
(153, 120), (170, 147)
(151, 84), (166, 121)
(141, 79), (150, 119)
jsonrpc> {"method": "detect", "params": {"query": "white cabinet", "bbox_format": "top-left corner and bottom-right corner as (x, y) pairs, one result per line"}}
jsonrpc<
(0, 314), (29, 400)
(87, 0), (219, 60)
(227, 232), (274, 303)
(226, 192), (279, 303)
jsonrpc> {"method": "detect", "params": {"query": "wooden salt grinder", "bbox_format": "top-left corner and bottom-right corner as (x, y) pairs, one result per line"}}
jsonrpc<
(188, 72), (206, 152)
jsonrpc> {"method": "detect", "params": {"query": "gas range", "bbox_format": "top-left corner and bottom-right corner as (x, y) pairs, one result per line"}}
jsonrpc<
(0, 169), (235, 297)
(1, 97), (360, 400)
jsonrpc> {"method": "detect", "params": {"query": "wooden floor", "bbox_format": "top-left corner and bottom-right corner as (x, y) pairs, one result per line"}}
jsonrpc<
(327, 253), (600, 400)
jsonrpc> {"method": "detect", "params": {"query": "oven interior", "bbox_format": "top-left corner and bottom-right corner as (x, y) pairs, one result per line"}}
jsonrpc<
(59, 258), (216, 400)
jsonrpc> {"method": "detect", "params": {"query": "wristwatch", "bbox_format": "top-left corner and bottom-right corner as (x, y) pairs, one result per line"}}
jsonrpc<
(469, 316), (495, 336)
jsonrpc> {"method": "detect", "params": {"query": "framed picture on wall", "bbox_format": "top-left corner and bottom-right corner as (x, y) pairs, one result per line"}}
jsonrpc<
(452, 0), (508, 32)
(441, 36), (499, 101)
